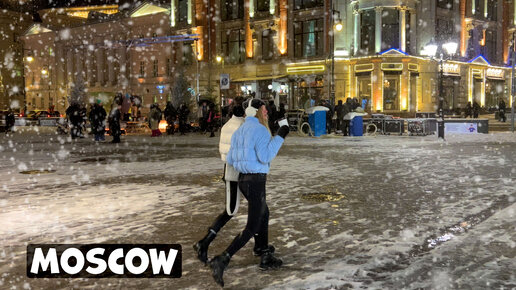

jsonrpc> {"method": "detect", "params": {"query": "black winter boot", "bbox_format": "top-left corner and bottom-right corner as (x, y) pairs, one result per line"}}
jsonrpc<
(259, 250), (282, 270)
(193, 229), (217, 265)
(209, 252), (230, 287)
(253, 245), (275, 257)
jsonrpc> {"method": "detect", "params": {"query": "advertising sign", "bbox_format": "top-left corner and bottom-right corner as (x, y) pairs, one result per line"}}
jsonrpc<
(445, 123), (478, 134)
(220, 74), (230, 90)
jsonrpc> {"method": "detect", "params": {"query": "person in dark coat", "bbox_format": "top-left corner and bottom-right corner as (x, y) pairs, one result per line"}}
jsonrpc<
(464, 102), (473, 118)
(473, 101), (480, 118)
(164, 101), (178, 135)
(334, 100), (345, 133)
(88, 100), (107, 141)
(66, 102), (82, 139)
(199, 101), (209, 133)
(342, 98), (352, 136)
(498, 99), (507, 122)
(5, 108), (15, 133)
(178, 103), (190, 135)
(276, 103), (286, 121)
(108, 103), (122, 143)
(323, 100), (334, 134)
(206, 103), (217, 138)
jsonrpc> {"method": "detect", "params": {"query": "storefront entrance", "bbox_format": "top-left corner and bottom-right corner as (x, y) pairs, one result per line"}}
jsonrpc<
(485, 79), (506, 110)
(383, 72), (400, 111)
(356, 73), (372, 111)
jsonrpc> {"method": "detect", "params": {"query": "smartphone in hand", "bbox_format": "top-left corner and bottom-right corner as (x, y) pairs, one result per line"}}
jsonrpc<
(278, 118), (288, 127)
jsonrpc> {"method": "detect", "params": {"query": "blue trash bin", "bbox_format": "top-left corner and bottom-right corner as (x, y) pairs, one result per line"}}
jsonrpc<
(350, 116), (363, 136)
(308, 110), (327, 137)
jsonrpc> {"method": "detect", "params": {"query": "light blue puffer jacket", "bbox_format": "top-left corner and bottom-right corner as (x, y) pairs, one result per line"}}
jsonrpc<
(227, 116), (284, 174)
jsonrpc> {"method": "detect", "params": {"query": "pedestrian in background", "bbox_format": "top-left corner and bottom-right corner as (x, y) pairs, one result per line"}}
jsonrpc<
(148, 104), (162, 137)
(209, 98), (289, 287)
(198, 101), (209, 134)
(267, 100), (278, 134)
(178, 103), (190, 135)
(323, 100), (333, 134)
(193, 98), (246, 265)
(5, 108), (15, 133)
(473, 101), (480, 118)
(335, 100), (345, 133)
(464, 102), (473, 118)
(206, 103), (217, 138)
(342, 98), (352, 136)
(109, 102), (122, 143)
(88, 100), (106, 141)
(164, 101), (177, 135)
(66, 102), (82, 139)
(498, 99), (506, 122)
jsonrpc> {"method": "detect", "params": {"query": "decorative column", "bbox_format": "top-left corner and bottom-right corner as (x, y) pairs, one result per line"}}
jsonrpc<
(245, 0), (254, 58)
(279, 0), (288, 56)
(399, 7), (407, 52)
(107, 49), (115, 86)
(375, 7), (383, 53)
(353, 9), (361, 55)
(75, 47), (83, 78)
(66, 48), (73, 84)
(96, 44), (104, 86)
(409, 11), (417, 55)
(118, 44), (127, 88)
(85, 49), (93, 85)
(56, 43), (64, 86)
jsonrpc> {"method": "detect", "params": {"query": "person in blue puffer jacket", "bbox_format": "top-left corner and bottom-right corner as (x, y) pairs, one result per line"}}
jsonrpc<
(209, 98), (290, 287)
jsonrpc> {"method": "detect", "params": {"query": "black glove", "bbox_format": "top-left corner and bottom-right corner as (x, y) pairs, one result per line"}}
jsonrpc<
(277, 125), (290, 139)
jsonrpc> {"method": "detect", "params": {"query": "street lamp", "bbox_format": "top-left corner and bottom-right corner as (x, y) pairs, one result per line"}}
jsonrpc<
(424, 39), (458, 139)
(330, 5), (342, 107)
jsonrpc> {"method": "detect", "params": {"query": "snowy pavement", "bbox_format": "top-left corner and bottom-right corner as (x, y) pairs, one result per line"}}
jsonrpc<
(0, 128), (515, 289)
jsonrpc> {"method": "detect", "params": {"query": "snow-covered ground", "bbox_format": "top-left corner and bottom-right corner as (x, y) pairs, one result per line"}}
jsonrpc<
(0, 127), (515, 289)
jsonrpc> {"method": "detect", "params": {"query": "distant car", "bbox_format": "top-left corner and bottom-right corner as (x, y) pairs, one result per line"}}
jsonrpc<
(26, 110), (47, 119)
(28, 110), (62, 120)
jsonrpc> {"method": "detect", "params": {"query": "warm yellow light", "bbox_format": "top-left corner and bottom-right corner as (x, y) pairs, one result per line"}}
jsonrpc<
(41, 68), (48, 75)
(334, 22), (343, 32)
(216, 56), (222, 63)
(286, 65), (325, 74)
(159, 120), (168, 132)
(26, 56), (34, 62)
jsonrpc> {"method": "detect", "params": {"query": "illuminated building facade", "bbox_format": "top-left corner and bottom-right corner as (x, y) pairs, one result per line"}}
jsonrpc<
(20, 0), (513, 114)
(0, 9), (32, 109)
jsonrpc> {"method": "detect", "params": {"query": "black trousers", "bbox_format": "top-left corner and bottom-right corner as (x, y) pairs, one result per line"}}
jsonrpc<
(210, 181), (238, 232)
(226, 174), (268, 257)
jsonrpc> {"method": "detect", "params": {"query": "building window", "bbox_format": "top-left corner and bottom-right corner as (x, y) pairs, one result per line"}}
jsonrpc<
(356, 73), (372, 111)
(222, 30), (245, 64)
(472, 0), (481, 16)
(486, 0), (497, 21)
(383, 74), (400, 110)
(381, 9), (399, 51)
(360, 10), (375, 54)
(262, 29), (273, 60)
(182, 42), (194, 65)
(485, 30), (497, 63)
(166, 58), (171, 76)
(257, 0), (269, 12)
(294, 0), (323, 10)
(437, 0), (453, 9)
(436, 18), (454, 43)
(294, 19), (324, 58)
(139, 61), (145, 77)
(178, 0), (188, 24)
(153, 59), (158, 77)
(221, 0), (244, 21)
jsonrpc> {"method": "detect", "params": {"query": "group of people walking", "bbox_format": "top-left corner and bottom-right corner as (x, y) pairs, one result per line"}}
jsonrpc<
(193, 97), (290, 287)
(325, 98), (362, 136)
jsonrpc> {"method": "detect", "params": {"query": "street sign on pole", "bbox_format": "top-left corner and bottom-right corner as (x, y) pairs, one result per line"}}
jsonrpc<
(220, 74), (230, 90)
